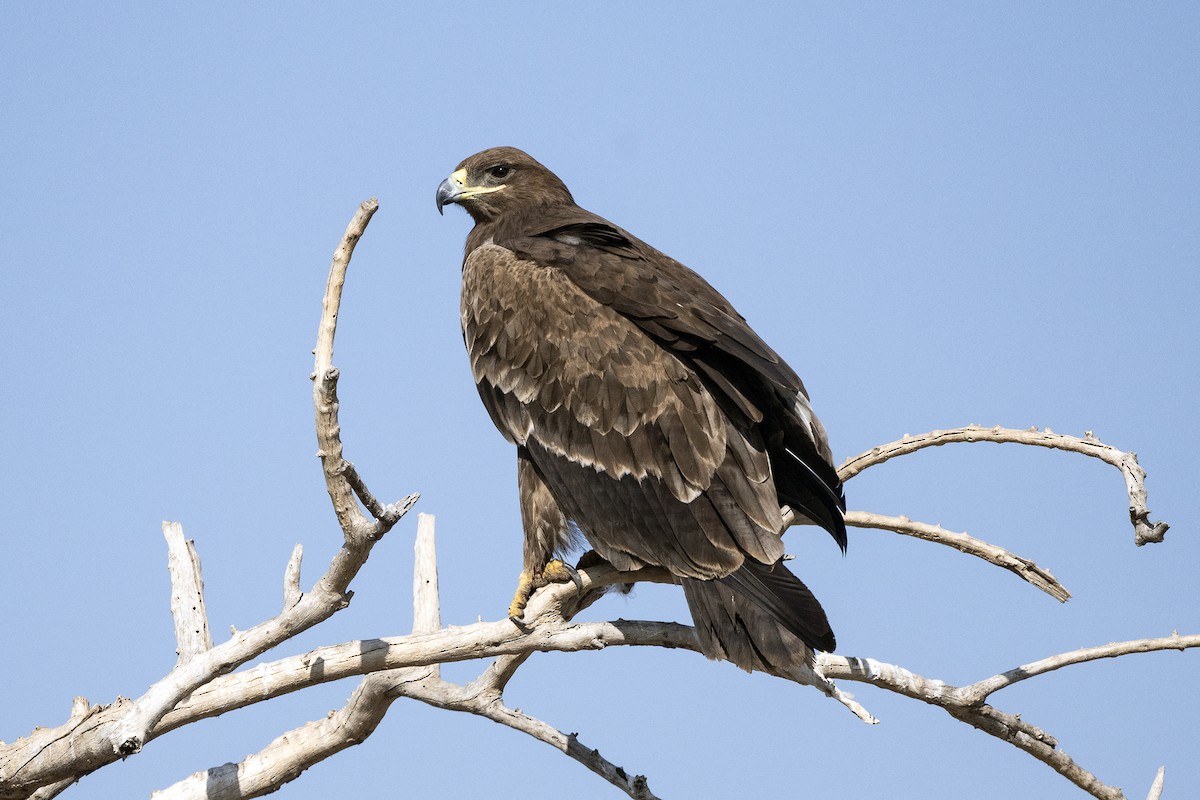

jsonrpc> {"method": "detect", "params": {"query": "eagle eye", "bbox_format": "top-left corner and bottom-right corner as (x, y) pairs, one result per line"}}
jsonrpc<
(486, 165), (512, 180)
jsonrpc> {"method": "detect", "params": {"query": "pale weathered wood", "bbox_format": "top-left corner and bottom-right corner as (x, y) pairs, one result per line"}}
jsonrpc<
(162, 521), (213, 662)
(283, 543), (303, 610)
(0, 201), (415, 800)
(413, 514), (440, 636)
(1147, 766), (1165, 800)
(841, 510), (1071, 601)
(838, 425), (1168, 545)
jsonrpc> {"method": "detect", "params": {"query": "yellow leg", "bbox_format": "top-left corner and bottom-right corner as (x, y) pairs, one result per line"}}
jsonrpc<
(508, 570), (536, 620)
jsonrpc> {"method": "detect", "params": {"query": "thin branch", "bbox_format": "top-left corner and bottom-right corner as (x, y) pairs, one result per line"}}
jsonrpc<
(946, 704), (1123, 800)
(783, 662), (878, 724)
(412, 515), (440, 635)
(152, 592), (1197, 800)
(162, 521), (213, 662)
(817, 654), (1122, 798)
(956, 632), (1200, 706)
(843, 510), (1071, 601)
(838, 425), (1169, 545)
(312, 198), (406, 542)
(399, 677), (660, 800)
(0, 518), (404, 797)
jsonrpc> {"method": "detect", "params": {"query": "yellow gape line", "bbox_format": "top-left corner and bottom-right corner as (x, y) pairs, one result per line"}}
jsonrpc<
(449, 167), (507, 201)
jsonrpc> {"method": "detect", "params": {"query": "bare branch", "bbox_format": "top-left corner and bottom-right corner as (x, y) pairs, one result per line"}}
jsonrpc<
(838, 425), (1169, 545)
(818, 634), (1200, 800)
(413, 514), (440, 636)
(400, 677), (660, 800)
(155, 586), (1197, 800)
(843, 510), (1071, 601)
(0, 531), (397, 795)
(156, 567), (690, 733)
(25, 778), (75, 800)
(10, 197), (1188, 800)
(404, 525), (660, 799)
(1147, 766), (1165, 800)
(817, 654), (1121, 797)
(784, 662), (878, 723)
(946, 704), (1123, 800)
(282, 544), (303, 610)
(0, 201), (416, 799)
(162, 521), (213, 662)
(151, 673), (418, 800)
(156, 520), (664, 800)
(957, 632), (1200, 706)
(312, 198), (410, 543)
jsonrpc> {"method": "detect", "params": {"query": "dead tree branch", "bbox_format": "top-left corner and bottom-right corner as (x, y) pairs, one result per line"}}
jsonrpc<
(842, 510), (1071, 601)
(838, 425), (1168, 545)
(0, 199), (416, 800)
(163, 521), (213, 663)
(2, 201), (1186, 800)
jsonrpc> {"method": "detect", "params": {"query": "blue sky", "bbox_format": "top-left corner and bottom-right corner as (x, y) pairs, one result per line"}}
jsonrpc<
(2, 3), (1197, 798)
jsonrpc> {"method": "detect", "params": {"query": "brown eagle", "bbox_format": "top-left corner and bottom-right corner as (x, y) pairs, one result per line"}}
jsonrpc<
(437, 147), (846, 672)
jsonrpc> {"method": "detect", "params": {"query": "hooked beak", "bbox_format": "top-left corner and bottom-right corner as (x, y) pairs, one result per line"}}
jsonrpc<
(435, 169), (466, 215)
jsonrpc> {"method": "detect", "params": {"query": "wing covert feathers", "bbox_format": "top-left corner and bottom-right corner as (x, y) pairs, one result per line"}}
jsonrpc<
(451, 148), (845, 671)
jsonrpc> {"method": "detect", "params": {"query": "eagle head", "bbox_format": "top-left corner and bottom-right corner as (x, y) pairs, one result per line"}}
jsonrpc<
(436, 147), (573, 223)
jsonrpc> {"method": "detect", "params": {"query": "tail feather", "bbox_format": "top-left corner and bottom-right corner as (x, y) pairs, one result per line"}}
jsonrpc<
(682, 559), (834, 673)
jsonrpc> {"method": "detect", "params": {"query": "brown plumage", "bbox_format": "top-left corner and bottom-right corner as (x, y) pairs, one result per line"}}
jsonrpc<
(437, 147), (846, 672)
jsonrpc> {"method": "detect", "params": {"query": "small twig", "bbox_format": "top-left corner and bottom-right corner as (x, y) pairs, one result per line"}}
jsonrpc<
(784, 662), (878, 724)
(838, 425), (1169, 545)
(282, 544), (303, 610)
(162, 521), (213, 663)
(412, 514), (440, 637)
(843, 510), (1071, 601)
(403, 678), (660, 800)
(1147, 766), (1165, 800)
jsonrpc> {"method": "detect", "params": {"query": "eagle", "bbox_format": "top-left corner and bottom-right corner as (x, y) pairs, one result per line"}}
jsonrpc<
(437, 147), (846, 672)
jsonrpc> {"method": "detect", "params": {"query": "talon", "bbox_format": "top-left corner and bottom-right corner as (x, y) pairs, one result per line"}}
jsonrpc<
(542, 559), (584, 594)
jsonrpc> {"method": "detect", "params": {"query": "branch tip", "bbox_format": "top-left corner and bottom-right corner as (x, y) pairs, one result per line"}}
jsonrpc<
(840, 425), (1170, 546)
